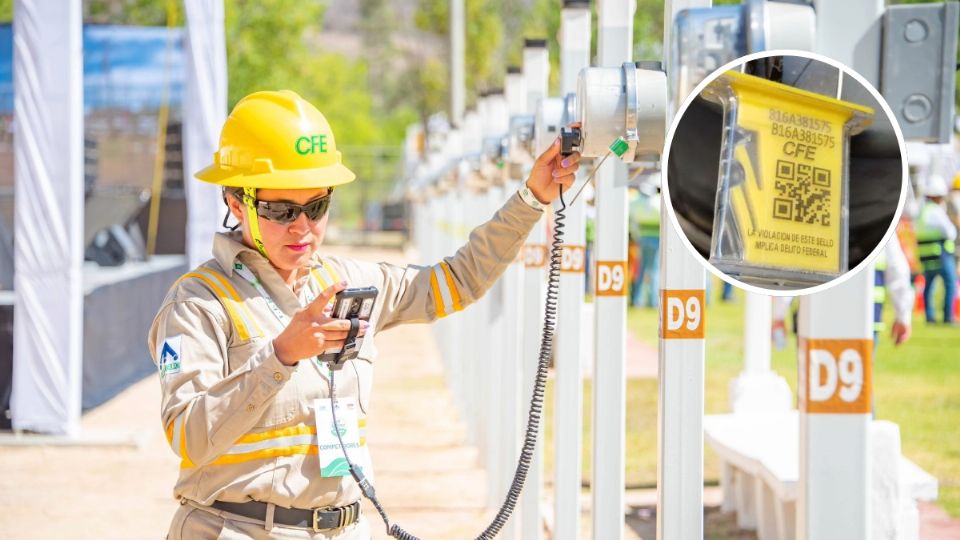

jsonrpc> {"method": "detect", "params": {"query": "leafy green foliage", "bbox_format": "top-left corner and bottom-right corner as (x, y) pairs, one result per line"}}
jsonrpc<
(415, 0), (504, 106)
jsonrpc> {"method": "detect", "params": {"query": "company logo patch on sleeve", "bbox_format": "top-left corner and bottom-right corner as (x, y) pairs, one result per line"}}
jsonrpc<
(158, 335), (183, 377)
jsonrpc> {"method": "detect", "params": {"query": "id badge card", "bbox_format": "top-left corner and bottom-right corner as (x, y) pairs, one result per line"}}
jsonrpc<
(314, 399), (373, 481)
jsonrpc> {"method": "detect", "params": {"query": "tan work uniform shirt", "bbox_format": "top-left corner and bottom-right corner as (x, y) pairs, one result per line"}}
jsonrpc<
(148, 193), (542, 511)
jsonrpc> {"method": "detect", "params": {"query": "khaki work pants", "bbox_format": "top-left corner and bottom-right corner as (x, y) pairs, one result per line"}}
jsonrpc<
(166, 499), (372, 540)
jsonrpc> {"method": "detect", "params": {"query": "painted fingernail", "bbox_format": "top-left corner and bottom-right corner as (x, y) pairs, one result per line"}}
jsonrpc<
(360, 321), (370, 328)
(552, 170), (560, 177)
(561, 158), (569, 167)
(339, 280), (347, 286)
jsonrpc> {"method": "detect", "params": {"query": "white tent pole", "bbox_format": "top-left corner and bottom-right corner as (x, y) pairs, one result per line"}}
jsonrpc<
(11, 0), (84, 435)
(183, 0), (228, 269)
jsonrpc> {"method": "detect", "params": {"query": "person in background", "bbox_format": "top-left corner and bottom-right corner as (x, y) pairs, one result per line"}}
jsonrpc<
(720, 281), (735, 303)
(770, 229), (913, 351)
(874, 235), (913, 346)
(585, 212), (595, 296)
(771, 295), (793, 350)
(948, 174), (960, 273)
(627, 230), (641, 307)
(948, 174), (960, 230)
(628, 181), (660, 308)
(916, 175), (958, 324)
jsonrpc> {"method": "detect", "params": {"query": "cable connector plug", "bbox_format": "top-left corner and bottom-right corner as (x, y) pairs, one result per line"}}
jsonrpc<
(349, 464), (377, 500)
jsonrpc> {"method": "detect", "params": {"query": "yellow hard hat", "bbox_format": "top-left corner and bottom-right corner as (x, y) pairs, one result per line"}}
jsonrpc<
(195, 90), (356, 189)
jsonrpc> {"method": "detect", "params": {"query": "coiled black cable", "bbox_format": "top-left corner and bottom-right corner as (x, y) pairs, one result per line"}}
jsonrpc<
(328, 184), (568, 539)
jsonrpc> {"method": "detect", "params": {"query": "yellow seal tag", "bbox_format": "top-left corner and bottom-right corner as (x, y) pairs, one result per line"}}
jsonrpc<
(702, 71), (874, 286)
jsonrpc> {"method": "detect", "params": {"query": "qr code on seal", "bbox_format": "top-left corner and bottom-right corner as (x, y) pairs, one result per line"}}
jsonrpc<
(772, 160), (832, 226)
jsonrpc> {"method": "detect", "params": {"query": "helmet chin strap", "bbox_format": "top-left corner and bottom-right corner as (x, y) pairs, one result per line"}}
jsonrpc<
(242, 187), (269, 258)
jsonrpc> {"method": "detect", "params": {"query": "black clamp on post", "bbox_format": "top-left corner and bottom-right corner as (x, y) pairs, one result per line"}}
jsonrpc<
(329, 317), (361, 370)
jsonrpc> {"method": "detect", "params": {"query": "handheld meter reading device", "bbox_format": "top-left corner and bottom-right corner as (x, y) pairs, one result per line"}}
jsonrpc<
(318, 286), (378, 366)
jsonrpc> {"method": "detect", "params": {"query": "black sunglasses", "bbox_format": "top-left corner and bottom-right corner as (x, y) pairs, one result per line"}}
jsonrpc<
(248, 191), (333, 224)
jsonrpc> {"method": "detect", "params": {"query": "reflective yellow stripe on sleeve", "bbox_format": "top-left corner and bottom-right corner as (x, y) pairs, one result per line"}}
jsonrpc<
(166, 412), (195, 468)
(165, 420), (174, 448)
(429, 269), (447, 319)
(430, 262), (462, 318)
(438, 262), (463, 312)
(175, 269), (262, 342)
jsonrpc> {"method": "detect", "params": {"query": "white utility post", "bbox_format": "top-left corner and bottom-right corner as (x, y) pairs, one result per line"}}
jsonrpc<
(553, 1), (591, 538)
(797, 276), (874, 540)
(475, 96), (501, 504)
(492, 83), (524, 535)
(484, 181), (505, 500)
(467, 105), (503, 496)
(795, 1), (885, 537)
(467, 165), (488, 453)
(11, 0), (84, 435)
(658, 1), (709, 539)
(449, 0), (465, 127)
(729, 293), (792, 413)
(500, 66), (536, 538)
(444, 130), (475, 446)
(520, 39), (550, 540)
(592, 1), (632, 539)
(814, 0), (881, 85)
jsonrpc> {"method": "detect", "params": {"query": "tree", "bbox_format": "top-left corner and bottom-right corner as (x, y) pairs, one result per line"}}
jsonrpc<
(414, 0), (504, 106)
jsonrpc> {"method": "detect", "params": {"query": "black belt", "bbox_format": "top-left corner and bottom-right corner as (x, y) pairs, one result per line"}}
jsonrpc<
(210, 499), (361, 531)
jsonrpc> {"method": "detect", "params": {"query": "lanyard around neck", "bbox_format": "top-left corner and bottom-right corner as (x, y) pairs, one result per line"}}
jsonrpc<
(233, 261), (317, 325)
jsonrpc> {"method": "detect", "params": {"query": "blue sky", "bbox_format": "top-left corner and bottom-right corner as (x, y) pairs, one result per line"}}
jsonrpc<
(0, 24), (184, 114)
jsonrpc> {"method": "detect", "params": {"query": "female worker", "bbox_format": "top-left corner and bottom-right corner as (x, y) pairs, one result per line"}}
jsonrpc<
(148, 90), (580, 539)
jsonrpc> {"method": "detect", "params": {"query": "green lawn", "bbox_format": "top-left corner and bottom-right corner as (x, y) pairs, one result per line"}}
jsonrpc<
(544, 280), (960, 517)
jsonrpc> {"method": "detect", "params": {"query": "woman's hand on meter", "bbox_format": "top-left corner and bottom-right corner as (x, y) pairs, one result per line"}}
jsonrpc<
(272, 281), (369, 366)
(525, 132), (582, 205)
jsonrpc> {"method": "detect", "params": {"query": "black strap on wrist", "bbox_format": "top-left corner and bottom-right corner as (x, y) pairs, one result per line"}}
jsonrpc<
(331, 317), (361, 369)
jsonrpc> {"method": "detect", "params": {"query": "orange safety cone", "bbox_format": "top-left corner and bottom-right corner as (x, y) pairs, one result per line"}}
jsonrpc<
(915, 274), (925, 313)
(955, 277), (960, 319)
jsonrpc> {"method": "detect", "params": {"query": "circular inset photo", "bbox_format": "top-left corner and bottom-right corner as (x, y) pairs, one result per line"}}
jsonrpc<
(663, 51), (907, 293)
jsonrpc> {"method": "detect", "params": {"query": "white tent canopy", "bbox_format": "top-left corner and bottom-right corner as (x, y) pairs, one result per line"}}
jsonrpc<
(10, 0), (227, 434)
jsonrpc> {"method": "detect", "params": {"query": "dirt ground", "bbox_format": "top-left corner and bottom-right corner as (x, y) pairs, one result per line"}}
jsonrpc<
(0, 246), (497, 539)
